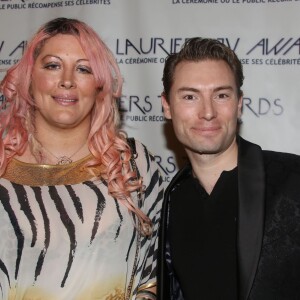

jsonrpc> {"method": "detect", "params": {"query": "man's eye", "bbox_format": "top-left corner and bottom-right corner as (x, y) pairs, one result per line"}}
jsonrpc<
(217, 93), (229, 100)
(183, 95), (195, 100)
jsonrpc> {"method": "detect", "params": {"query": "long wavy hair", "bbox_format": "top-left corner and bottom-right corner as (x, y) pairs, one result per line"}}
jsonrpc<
(0, 18), (150, 230)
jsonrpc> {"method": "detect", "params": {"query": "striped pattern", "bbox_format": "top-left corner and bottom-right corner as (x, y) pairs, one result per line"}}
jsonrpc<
(0, 141), (163, 300)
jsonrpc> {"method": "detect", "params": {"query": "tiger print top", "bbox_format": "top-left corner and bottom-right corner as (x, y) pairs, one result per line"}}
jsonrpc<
(0, 140), (163, 300)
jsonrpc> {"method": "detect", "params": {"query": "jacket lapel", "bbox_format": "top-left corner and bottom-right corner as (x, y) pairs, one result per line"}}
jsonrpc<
(157, 164), (192, 300)
(237, 137), (265, 300)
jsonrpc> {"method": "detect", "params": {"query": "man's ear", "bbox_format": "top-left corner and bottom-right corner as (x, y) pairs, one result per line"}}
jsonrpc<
(161, 93), (172, 120)
(238, 95), (243, 119)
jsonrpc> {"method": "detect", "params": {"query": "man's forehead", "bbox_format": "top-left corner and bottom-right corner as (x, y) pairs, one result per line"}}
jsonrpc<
(175, 59), (231, 70)
(173, 60), (235, 82)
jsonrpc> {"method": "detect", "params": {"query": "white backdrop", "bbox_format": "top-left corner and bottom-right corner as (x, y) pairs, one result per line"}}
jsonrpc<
(1, 0), (299, 184)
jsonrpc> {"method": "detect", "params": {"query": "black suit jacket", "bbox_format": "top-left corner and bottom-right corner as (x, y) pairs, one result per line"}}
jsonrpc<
(157, 137), (300, 300)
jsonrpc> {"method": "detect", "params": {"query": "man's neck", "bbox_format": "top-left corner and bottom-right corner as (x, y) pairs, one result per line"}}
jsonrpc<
(187, 141), (238, 194)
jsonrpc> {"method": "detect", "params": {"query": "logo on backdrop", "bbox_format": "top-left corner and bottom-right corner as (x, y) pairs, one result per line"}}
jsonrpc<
(0, 40), (26, 67)
(0, 94), (6, 108)
(170, 0), (298, 5)
(1, 37), (299, 68)
(115, 37), (238, 64)
(242, 96), (284, 117)
(154, 155), (177, 183)
(118, 94), (166, 123)
(0, 0), (110, 10)
(115, 37), (300, 66)
(116, 93), (285, 125)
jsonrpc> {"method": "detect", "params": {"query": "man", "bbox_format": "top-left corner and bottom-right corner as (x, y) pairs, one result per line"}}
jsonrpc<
(157, 38), (300, 300)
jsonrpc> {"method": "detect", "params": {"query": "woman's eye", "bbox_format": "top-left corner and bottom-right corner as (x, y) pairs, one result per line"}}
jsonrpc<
(77, 66), (92, 74)
(43, 62), (60, 70)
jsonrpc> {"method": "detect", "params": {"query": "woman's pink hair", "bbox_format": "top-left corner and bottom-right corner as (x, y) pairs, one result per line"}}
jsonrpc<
(0, 18), (150, 229)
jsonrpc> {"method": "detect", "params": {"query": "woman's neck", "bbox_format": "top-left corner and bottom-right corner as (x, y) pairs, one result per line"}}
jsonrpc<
(18, 126), (91, 165)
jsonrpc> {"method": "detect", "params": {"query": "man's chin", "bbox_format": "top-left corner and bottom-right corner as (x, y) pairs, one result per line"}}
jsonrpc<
(186, 145), (221, 156)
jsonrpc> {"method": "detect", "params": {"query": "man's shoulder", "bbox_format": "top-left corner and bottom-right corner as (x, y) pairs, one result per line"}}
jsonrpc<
(238, 136), (300, 168)
(165, 164), (192, 192)
(262, 150), (300, 189)
(262, 150), (300, 169)
(173, 164), (192, 179)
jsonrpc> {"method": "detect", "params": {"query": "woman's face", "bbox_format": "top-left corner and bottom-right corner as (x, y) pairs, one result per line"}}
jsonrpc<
(31, 34), (99, 132)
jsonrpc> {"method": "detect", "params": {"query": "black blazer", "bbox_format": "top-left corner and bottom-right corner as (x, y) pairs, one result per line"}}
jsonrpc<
(157, 137), (300, 300)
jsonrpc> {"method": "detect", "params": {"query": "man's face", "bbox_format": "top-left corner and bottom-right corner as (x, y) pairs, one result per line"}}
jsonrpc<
(162, 59), (242, 158)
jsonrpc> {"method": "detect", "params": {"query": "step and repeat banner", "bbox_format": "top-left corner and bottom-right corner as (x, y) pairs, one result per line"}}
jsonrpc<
(0, 0), (299, 184)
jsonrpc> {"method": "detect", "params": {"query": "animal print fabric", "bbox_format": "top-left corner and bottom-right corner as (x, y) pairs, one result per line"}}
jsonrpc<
(0, 141), (163, 300)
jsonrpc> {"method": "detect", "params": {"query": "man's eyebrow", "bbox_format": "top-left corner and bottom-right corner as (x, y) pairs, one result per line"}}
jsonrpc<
(214, 85), (234, 92)
(177, 87), (200, 93)
(177, 86), (234, 93)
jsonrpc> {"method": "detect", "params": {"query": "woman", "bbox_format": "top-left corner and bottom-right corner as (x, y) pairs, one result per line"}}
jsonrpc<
(0, 18), (163, 300)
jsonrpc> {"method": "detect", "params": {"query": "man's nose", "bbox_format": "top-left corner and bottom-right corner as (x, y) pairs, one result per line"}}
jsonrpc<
(199, 99), (216, 120)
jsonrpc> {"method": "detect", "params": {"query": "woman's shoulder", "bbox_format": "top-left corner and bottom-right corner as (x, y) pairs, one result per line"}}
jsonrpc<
(128, 138), (162, 179)
(133, 138), (154, 153)
(128, 138), (156, 164)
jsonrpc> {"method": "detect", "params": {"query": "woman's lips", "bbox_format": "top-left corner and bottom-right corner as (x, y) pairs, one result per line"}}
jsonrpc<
(52, 95), (78, 105)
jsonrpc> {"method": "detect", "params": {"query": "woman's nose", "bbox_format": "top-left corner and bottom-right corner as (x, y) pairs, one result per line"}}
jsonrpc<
(59, 70), (76, 89)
